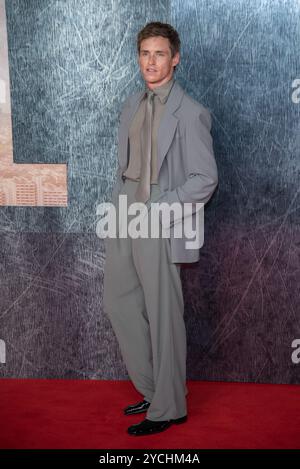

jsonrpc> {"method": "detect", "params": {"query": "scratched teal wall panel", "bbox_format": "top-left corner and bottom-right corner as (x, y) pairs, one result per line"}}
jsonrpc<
(4, 0), (169, 231)
(171, 0), (300, 383)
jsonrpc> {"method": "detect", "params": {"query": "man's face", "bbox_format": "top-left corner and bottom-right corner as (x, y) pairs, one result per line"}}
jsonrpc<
(138, 36), (180, 88)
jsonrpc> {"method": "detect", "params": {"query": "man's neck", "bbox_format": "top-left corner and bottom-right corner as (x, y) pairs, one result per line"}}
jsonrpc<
(146, 75), (174, 90)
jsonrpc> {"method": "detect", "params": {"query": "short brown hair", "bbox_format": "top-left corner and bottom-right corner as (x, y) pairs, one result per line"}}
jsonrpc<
(137, 22), (181, 71)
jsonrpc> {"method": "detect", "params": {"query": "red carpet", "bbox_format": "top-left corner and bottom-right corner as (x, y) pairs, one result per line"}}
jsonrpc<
(0, 379), (299, 449)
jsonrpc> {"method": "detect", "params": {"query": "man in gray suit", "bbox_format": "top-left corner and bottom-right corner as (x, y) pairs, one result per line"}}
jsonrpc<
(103, 22), (218, 436)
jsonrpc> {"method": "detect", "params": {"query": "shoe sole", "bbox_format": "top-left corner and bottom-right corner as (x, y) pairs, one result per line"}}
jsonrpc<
(124, 409), (148, 415)
(127, 416), (187, 436)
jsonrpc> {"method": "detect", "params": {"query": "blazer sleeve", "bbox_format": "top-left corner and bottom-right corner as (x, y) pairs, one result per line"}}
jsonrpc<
(157, 108), (218, 212)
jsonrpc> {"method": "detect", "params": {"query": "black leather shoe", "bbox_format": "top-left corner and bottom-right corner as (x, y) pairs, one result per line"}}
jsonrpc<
(127, 415), (187, 436)
(124, 399), (151, 415)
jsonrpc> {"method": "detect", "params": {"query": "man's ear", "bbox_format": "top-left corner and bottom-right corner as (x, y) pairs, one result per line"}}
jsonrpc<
(173, 51), (180, 67)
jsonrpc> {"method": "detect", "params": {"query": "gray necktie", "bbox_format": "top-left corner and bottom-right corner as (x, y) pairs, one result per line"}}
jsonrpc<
(135, 89), (154, 203)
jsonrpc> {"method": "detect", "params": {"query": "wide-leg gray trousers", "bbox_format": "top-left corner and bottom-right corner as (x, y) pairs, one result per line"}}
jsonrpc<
(103, 178), (188, 421)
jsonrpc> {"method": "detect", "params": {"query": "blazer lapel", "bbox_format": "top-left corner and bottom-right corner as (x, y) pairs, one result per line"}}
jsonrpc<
(118, 80), (185, 175)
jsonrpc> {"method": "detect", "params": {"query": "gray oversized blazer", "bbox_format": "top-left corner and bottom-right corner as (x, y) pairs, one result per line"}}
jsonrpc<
(111, 78), (218, 263)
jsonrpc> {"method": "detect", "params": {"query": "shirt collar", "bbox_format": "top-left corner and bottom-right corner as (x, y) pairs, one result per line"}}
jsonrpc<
(145, 77), (175, 104)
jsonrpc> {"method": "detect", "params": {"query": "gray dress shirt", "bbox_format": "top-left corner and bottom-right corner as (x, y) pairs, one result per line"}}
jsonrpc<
(122, 77), (175, 184)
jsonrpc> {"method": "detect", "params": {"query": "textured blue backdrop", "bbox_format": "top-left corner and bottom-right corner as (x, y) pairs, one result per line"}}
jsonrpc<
(0, 0), (299, 383)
